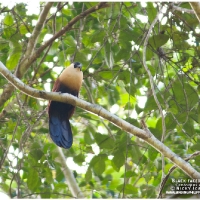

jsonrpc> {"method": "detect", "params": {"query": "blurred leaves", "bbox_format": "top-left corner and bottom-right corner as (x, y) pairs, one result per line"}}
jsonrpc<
(27, 169), (40, 192)
(148, 34), (169, 49)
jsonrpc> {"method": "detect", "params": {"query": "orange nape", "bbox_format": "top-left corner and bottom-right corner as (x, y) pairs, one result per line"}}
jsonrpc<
(48, 62), (83, 149)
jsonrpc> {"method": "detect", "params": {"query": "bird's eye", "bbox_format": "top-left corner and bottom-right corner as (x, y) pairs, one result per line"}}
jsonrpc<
(74, 62), (82, 68)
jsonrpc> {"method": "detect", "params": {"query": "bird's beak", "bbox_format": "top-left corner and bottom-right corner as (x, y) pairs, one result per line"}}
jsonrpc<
(74, 62), (82, 70)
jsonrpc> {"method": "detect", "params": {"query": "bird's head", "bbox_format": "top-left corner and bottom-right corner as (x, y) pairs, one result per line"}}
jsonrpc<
(59, 61), (83, 91)
(74, 62), (82, 71)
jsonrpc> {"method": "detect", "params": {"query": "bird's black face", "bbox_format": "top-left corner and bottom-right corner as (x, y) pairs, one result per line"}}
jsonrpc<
(74, 62), (82, 70)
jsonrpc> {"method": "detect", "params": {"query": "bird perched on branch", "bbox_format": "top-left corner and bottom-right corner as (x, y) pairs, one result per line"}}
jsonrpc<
(48, 62), (83, 149)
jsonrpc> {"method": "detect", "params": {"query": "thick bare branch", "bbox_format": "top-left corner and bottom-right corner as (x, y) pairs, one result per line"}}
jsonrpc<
(0, 61), (200, 179)
(0, 2), (109, 108)
(56, 147), (85, 198)
(15, 2), (53, 77)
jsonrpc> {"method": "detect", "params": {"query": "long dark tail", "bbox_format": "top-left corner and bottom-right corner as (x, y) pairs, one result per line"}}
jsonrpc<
(49, 115), (73, 149)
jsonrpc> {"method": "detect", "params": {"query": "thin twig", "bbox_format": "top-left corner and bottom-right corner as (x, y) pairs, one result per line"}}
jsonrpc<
(143, 5), (166, 143)
(19, 109), (46, 150)
(169, 3), (195, 14)
(142, 4), (167, 189)
(157, 151), (200, 198)
(31, 3), (109, 64)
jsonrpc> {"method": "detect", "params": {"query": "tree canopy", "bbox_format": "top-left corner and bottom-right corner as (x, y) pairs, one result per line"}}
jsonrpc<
(0, 2), (200, 199)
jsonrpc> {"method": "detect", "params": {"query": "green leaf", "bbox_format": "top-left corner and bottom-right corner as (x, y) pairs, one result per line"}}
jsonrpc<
(146, 47), (155, 60)
(27, 169), (40, 192)
(148, 147), (158, 161)
(149, 34), (169, 49)
(4, 14), (14, 26)
(6, 47), (22, 70)
(129, 144), (143, 163)
(0, 39), (9, 50)
(73, 154), (85, 165)
(64, 35), (76, 47)
(49, 42), (59, 55)
(144, 95), (157, 111)
(119, 29), (134, 43)
(84, 132), (94, 145)
(62, 7), (72, 16)
(146, 2), (157, 22)
(174, 31), (189, 40)
(118, 15), (129, 29)
(117, 184), (138, 194)
(94, 133), (114, 149)
(121, 170), (137, 178)
(29, 142), (44, 160)
(172, 80), (199, 111)
(74, 50), (87, 65)
(19, 24), (29, 35)
(165, 113), (177, 131)
(79, 181), (87, 187)
(40, 188), (51, 198)
(141, 185), (156, 198)
(183, 119), (195, 137)
(195, 158), (200, 166)
(111, 150), (125, 172)
(85, 167), (92, 182)
(44, 168), (53, 184)
(90, 154), (107, 175)
(146, 64), (156, 77)
(91, 30), (105, 43)
(55, 167), (64, 182)
(3, 27), (16, 39)
(118, 70), (131, 84)
(1, 183), (9, 194)
(136, 177), (146, 186)
(28, 98), (39, 110)
(98, 71), (113, 80)
(115, 48), (130, 62)
(164, 163), (174, 174)
(105, 3), (121, 19)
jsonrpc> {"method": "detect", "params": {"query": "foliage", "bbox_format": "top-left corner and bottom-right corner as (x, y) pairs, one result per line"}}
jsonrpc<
(0, 2), (200, 198)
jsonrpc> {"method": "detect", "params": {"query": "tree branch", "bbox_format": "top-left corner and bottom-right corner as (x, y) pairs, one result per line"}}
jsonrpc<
(15, 2), (54, 78)
(0, 2), (109, 108)
(142, 6), (167, 182)
(29, 2), (109, 65)
(143, 5), (166, 142)
(157, 151), (200, 198)
(56, 147), (85, 198)
(0, 2), (53, 107)
(170, 3), (195, 14)
(190, 2), (200, 23)
(0, 61), (200, 179)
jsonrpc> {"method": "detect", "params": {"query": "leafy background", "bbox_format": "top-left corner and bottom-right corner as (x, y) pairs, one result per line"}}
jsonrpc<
(0, 2), (200, 198)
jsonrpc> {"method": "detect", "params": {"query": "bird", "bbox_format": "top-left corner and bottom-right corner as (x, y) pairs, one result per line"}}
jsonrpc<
(48, 62), (83, 149)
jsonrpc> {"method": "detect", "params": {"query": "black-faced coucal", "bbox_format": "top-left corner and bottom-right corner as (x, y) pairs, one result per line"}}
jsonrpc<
(48, 62), (83, 148)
